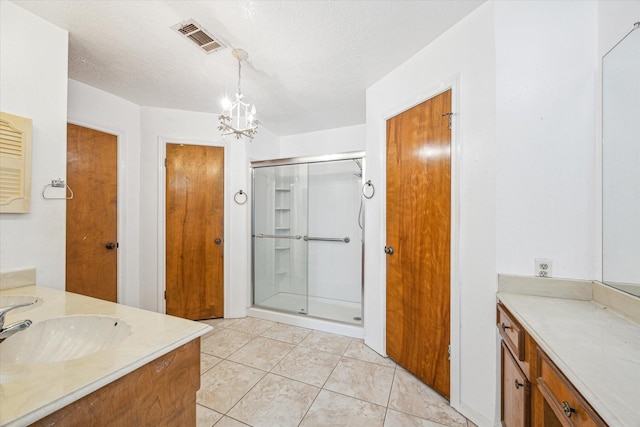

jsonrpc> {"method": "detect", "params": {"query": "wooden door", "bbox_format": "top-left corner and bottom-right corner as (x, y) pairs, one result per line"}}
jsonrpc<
(66, 124), (118, 302)
(386, 89), (452, 398)
(166, 143), (224, 320)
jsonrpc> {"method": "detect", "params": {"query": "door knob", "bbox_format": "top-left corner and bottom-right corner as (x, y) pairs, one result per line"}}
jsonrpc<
(215, 238), (222, 245)
(105, 242), (117, 250)
(384, 246), (394, 255)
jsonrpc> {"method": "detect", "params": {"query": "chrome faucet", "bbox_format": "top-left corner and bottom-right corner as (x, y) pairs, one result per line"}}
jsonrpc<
(0, 302), (35, 340)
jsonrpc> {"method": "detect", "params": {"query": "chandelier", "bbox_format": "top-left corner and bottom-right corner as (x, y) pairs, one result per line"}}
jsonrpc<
(218, 49), (259, 140)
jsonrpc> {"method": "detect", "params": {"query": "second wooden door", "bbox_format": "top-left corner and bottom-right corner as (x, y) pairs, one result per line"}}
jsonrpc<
(66, 123), (118, 302)
(166, 143), (224, 320)
(386, 89), (452, 398)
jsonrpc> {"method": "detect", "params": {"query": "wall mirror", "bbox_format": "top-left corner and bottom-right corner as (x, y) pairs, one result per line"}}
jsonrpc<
(602, 23), (640, 297)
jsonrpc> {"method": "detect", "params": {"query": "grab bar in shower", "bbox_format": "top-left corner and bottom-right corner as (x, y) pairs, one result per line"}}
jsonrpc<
(304, 236), (350, 243)
(253, 233), (350, 243)
(254, 233), (302, 240)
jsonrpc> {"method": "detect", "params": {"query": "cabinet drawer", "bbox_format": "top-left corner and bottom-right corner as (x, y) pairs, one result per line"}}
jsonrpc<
(501, 342), (530, 427)
(537, 348), (606, 427)
(497, 303), (525, 360)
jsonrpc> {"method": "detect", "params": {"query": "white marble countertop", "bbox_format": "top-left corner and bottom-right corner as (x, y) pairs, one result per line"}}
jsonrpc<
(498, 291), (640, 427)
(0, 286), (211, 426)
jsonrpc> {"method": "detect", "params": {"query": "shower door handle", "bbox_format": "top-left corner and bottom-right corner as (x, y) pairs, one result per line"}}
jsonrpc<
(384, 246), (394, 255)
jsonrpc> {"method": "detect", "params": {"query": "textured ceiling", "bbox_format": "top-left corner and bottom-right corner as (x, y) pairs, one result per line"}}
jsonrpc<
(13, 0), (484, 136)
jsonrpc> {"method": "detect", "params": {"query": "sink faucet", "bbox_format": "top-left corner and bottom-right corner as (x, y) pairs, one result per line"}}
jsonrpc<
(0, 302), (35, 340)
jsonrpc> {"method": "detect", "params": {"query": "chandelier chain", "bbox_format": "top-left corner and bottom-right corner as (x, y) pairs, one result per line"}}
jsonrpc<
(237, 58), (242, 97)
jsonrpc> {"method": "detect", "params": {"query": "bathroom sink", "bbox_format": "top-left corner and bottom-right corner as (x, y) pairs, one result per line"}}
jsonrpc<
(0, 315), (131, 364)
(0, 295), (42, 312)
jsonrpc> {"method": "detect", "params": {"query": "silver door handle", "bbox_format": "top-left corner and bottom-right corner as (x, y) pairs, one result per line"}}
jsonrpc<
(384, 246), (394, 255)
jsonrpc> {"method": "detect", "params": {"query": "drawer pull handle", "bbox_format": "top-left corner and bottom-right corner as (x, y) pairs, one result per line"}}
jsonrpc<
(514, 380), (524, 389)
(501, 323), (511, 331)
(562, 401), (576, 418)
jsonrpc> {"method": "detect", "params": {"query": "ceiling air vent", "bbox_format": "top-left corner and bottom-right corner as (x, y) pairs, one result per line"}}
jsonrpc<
(171, 19), (226, 54)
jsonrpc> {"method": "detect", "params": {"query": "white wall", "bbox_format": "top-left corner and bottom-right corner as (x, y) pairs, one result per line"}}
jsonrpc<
(0, 2), (68, 289)
(279, 124), (365, 158)
(247, 127), (281, 161)
(495, 1), (598, 281)
(67, 79), (142, 307)
(365, 3), (497, 424)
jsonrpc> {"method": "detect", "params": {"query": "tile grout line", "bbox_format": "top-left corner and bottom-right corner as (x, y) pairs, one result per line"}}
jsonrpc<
(381, 363), (399, 426)
(200, 319), (275, 422)
(295, 336), (352, 426)
(208, 319), (327, 425)
(218, 323), (274, 419)
(201, 318), (467, 427)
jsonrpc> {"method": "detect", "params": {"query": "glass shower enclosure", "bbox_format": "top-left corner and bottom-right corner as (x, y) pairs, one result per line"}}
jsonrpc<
(252, 153), (364, 325)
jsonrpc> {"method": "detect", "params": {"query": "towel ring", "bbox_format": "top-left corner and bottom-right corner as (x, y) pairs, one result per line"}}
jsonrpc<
(362, 180), (375, 199)
(234, 190), (248, 205)
(42, 184), (74, 200)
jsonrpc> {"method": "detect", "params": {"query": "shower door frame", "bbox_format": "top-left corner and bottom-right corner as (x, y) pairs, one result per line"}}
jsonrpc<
(251, 151), (366, 324)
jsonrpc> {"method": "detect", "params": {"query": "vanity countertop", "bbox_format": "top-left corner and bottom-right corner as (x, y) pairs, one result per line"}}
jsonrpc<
(0, 285), (211, 426)
(498, 290), (640, 427)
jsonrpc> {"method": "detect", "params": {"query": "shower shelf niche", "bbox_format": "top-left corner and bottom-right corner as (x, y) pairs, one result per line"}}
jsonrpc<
(274, 175), (292, 290)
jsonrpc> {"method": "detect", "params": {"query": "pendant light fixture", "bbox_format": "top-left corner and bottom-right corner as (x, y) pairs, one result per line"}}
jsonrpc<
(218, 49), (259, 140)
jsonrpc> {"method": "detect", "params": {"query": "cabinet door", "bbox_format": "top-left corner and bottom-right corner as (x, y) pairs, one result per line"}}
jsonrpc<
(502, 342), (530, 427)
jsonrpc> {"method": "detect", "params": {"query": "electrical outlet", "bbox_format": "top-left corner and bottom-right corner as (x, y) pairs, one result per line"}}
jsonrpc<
(535, 258), (553, 278)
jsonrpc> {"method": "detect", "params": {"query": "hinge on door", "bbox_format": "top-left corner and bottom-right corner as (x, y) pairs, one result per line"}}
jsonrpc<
(442, 112), (453, 130)
(164, 290), (166, 300)
(448, 344), (451, 361)
(164, 158), (167, 167)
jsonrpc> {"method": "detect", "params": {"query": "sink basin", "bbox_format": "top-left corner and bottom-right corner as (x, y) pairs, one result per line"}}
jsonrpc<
(0, 295), (42, 312)
(0, 315), (130, 364)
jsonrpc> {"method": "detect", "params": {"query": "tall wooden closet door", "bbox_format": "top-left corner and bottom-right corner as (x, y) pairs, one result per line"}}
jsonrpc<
(386, 89), (452, 398)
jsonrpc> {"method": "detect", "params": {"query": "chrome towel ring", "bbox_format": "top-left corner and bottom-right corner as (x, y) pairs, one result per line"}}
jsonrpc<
(42, 183), (74, 200)
(362, 180), (375, 199)
(234, 189), (248, 205)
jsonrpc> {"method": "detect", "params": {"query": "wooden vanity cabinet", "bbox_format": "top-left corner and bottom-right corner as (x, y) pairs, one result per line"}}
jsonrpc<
(30, 338), (201, 426)
(536, 349), (606, 427)
(498, 303), (534, 427)
(498, 302), (608, 427)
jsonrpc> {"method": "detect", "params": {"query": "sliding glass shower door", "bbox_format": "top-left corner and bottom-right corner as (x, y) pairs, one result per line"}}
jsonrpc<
(253, 163), (309, 315)
(252, 154), (364, 325)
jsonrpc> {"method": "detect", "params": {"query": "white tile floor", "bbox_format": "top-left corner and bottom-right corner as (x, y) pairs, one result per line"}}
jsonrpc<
(197, 317), (476, 427)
